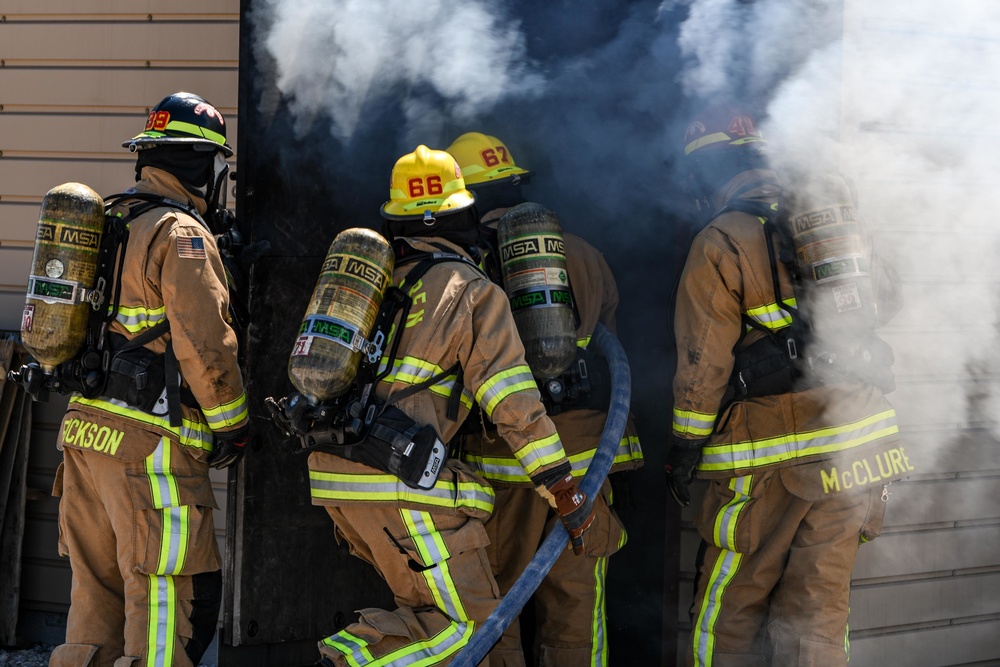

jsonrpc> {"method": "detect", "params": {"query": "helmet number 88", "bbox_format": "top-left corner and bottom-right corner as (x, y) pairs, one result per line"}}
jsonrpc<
(480, 146), (509, 166)
(408, 176), (443, 197)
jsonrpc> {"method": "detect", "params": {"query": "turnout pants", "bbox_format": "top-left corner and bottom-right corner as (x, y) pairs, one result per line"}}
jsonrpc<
(313, 458), (501, 666)
(50, 410), (222, 667)
(485, 479), (626, 667)
(687, 462), (888, 667)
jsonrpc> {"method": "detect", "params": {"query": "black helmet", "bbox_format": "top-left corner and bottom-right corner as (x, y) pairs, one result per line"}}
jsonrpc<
(123, 92), (233, 157)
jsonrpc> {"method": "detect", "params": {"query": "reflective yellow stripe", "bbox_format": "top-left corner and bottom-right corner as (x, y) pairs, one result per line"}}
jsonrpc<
(116, 304), (166, 333)
(144, 437), (190, 667)
(714, 475), (752, 552)
(673, 407), (716, 437)
(476, 365), (538, 417)
(378, 357), (474, 409)
(699, 409), (900, 472)
(323, 620), (473, 666)
(745, 299), (796, 330)
(692, 549), (743, 666)
(589, 556), (609, 666)
(400, 510), (465, 621)
(309, 470), (495, 514)
(514, 432), (565, 478)
(466, 434), (643, 483)
(70, 395), (212, 451)
(201, 393), (249, 429)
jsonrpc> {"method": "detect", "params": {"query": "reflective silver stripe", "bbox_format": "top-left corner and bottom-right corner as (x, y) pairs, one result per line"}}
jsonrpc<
(514, 435), (565, 476)
(202, 395), (248, 429)
(70, 395), (213, 451)
(309, 472), (495, 513)
(145, 437), (181, 667)
(699, 410), (899, 470)
(322, 631), (373, 663)
(672, 410), (716, 436)
(379, 358), (475, 407)
(717, 475), (752, 551)
(149, 576), (174, 667)
(326, 620), (473, 666)
(468, 436), (641, 483)
(467, 453), (585, 483)
(116, 306), (166, 331)
(693, 550), (743, 667)
(403, 510), (464, 620)
(590, 556), (609, 666)
(477, 366), (537, 417)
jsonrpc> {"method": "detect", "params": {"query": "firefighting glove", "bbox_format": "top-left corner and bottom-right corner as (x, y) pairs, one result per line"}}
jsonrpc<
(532, 465), (595, 556)
(208, 422), (254, 469)
(665, 436), (707, 508)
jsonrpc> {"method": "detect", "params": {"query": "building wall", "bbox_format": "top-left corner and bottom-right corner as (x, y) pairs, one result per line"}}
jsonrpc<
(0, 0), (239, 642)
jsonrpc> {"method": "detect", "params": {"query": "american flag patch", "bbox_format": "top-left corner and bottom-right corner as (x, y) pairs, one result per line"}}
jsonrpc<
(176, 236), (207, 259)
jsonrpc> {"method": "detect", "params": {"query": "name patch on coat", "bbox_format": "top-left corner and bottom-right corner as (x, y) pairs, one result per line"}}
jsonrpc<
(62, 418), (125, 456)
(820, 446), (915, 494)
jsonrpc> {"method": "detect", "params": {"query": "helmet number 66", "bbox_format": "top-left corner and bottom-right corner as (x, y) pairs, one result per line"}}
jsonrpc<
(408, 176), (443, 197)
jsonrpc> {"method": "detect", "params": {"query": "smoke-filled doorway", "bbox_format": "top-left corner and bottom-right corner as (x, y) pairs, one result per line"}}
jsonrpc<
(227, 0), (686, 664)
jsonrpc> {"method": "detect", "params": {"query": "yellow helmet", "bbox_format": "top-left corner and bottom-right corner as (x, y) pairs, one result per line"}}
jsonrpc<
(380, 145), (476, 221)
(445, 132), (531, 187)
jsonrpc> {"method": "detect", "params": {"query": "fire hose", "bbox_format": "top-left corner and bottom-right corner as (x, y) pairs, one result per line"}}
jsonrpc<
(451, 322), (632, 666)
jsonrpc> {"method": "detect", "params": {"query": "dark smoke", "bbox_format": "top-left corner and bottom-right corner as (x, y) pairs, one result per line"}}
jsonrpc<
(247, 0), (999, 662)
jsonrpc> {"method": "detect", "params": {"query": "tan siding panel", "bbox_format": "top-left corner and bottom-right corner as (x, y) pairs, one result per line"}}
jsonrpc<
(0, 202), (42, 243)
(849, 620), (1000, 667)
(850, 572), (1000, 631)
(0, 23), (237, 62)
(0, 69), (238, 109)
(0, 246), (30, 288)
(0, 157), (135, 201)
(882, 477), (1000, 526)
(0, 114), (238, 156)
(1, 1), (237, 15)
(0, 291), (26, 332)
(889, 381), (983, 430)
(853, 526), (1000, 579)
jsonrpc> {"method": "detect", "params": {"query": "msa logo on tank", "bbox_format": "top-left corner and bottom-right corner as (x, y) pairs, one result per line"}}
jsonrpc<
(500, 233), (571, 312)
(498, 202), (577, 378)
(289, 229), (394, 402)
(28, 217), (102, 306)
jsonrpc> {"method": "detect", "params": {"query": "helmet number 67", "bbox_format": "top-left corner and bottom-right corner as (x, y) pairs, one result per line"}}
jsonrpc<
(480, 146), (509, 167)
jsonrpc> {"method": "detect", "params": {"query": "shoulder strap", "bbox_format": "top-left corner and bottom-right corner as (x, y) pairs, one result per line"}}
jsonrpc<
(371, 249), (481, 420)
(714, 198), (799, 322)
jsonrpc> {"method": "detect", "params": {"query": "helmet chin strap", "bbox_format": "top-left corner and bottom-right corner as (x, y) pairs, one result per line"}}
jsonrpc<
(206, 152), (230, 214)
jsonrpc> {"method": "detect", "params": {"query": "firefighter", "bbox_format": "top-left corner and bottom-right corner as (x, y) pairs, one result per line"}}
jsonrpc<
(310, 145), (594, 667)
(666, 107), (911, 666)
(446, 132), (644, 666)
(48, 92), (251, 667)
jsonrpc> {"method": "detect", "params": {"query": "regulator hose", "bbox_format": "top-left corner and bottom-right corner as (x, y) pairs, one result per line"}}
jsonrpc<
(451, 322), (632, 666)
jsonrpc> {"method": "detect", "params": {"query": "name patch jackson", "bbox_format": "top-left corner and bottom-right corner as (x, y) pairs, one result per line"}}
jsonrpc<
(62, 418), (125, 456)
(820, 446), (915, 494)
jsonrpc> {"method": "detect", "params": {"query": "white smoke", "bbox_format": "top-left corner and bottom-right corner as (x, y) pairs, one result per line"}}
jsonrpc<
(675, 0), (1000, 659)
(257, 0), (543, 145)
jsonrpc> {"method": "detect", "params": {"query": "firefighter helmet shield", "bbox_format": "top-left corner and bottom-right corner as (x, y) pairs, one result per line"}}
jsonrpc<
(683, 109), (766, 156)
(124, 92), (233, 157)
(380, 145), (476, 221)
(445, 132), (531, 187)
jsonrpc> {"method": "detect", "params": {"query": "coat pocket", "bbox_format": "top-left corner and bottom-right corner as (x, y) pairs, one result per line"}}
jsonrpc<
(127, 466), (221, 576)
(695, 470), (775, 555)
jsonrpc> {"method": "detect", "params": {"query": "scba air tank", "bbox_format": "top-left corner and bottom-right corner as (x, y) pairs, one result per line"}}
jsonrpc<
(288, 227), (394, 402)
(497, 202), (577, 378)
(785, 173), (877, 339)
(21, 183), (105, 372)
